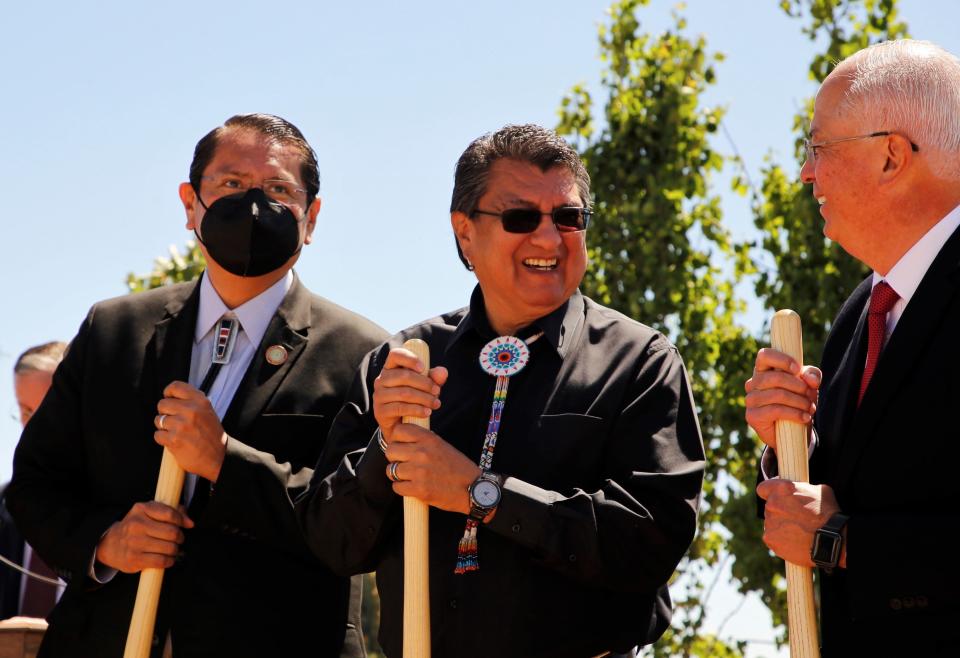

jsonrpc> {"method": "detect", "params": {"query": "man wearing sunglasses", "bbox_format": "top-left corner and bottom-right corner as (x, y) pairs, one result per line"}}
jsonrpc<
(7, 114), (386, 657)
(746, 40), (960, 655)
(285, 124), (705, 657)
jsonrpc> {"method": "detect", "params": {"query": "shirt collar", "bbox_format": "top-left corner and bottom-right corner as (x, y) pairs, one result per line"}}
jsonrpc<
(448, 285), (584, 358)
(872, 202), (960, 302)
(195, 270), (293, 347)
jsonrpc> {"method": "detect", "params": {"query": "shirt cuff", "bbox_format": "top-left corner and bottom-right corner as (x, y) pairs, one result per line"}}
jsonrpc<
(89, 546), (117, 584)
(485, 476), (557, 550)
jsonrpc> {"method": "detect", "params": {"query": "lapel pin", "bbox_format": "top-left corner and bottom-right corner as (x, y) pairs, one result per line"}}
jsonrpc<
(265, 344), (288, 366)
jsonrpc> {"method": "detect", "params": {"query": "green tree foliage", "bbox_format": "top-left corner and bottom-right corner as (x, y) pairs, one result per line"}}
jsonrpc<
(558, 0), (908, 653)
(751, 0), (908, 358)
(557, 2), (757, 654)
(126, 241), (206, 293)
(362, 573), (386, 657)
(728, 0), (908, 639)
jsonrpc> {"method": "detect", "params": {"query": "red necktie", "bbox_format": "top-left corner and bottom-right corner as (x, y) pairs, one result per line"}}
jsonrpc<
(858, 280), (900, 405)
(20, 548), (57, 618)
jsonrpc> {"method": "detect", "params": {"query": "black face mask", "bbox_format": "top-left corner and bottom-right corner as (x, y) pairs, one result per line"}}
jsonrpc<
(194, 187), (303, 277)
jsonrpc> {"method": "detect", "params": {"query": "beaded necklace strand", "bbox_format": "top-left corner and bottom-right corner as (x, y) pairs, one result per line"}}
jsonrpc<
(454, 332), (542, 574)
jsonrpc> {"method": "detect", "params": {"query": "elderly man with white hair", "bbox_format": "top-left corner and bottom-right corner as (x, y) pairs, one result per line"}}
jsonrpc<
(745, 39), (960, 655)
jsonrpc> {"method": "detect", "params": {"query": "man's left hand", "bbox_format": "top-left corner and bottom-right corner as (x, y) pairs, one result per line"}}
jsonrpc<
(154, 381), (227, 482)
(383, 422), (480, 515)
(756, 479), (843, 568)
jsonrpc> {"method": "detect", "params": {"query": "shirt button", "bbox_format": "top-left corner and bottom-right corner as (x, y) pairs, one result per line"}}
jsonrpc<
(568, 554), (577, 562)
(889, 598), (902, 610)
(449, 599), (457, 609)
(511, 523), (521, 533)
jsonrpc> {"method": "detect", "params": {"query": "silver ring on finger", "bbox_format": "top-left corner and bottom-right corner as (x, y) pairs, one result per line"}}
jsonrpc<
(158, 414), (168, 431)
(388, 461), (401, 482)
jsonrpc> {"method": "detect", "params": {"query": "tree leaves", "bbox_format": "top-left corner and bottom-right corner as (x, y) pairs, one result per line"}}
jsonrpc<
(558, 0), (908, 654)
(127, 240), (206, 294)
(739, 0), (908, 640)
(558, 1), (755, 654)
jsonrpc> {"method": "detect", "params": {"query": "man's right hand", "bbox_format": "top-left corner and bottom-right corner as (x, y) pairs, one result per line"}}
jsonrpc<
(95, 502), (194, 573)
(373, 347), (448, 441)
(745, 348), (821, 450)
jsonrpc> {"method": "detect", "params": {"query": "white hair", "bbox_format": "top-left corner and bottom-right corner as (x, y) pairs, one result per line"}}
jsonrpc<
(837, 39), (960, 180)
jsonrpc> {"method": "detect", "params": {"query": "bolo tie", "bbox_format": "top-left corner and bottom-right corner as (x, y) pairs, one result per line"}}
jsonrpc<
(185, 314), (238, 511)
(200, 315), (239, 395)
(454, 332), (542, 574)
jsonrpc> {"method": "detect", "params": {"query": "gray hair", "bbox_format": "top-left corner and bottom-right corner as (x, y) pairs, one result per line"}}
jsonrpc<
(450, 124), (591, 269)
(14, 341), (67, 375)
(838, 39), (960, 180)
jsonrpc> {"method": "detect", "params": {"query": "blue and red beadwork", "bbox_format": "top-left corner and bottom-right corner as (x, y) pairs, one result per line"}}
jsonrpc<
(455, 333), (540, 574)
(479, 336), (530, 377)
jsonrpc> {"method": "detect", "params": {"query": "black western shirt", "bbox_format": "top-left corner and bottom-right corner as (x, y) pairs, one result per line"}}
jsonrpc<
(301, 287), (705, 658)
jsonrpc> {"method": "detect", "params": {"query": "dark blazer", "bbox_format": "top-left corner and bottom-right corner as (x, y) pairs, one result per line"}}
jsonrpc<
(6, 275), (387, 658)
(803, 223), (960, 656)
(0, 484), (26, 620)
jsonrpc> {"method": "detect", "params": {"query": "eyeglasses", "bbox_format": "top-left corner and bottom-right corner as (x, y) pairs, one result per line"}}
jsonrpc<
(803, 131), (920, 162)
(201, 175), (307, 209)
(472, 207), (592, 233)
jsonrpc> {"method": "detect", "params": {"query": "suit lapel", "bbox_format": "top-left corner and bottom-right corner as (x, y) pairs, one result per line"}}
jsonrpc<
(833, 225), (960, 493)
(150, 283), (202, 404)
(220, 276), (311, 450)
(821, 285), (870, 465)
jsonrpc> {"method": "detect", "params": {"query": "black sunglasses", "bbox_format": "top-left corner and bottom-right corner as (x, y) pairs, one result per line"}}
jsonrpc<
(473, 207), (592, 234)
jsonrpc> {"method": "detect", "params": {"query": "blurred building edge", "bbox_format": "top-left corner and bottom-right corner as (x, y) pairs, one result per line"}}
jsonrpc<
(1, 342), (68, 622)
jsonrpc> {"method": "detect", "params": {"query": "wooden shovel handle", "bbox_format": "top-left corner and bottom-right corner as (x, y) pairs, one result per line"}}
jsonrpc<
(771, 310), (820, 658)
(401, 339), (431, 658)
(123, 448), (185, 658)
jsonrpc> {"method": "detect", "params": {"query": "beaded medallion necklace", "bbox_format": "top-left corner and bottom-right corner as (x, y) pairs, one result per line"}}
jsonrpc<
(454, 332), (542, 574)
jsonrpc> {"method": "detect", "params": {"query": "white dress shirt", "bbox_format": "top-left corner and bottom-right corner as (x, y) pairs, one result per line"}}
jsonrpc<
(181, 270), (293, 500)
(871, 202), (960, 342)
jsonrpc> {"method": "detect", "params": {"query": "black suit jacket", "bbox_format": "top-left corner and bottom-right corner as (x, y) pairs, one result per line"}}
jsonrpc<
(0, 484), (25, 620)
(7, 275), (387, 658)
(802, 224), (960, 655)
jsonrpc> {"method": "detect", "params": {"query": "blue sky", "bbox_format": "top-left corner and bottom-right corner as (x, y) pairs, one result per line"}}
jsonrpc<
(0, 1), (954, 654)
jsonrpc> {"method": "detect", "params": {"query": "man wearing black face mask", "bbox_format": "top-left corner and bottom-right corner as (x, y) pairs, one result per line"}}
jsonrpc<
(7, 114), (387, 658)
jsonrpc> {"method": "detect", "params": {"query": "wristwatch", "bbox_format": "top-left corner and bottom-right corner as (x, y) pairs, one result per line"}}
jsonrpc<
(811, 512), (849, 574)
(468, 472), (503, 521)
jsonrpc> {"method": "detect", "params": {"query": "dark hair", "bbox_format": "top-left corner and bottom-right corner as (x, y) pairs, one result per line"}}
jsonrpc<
(450, 124), (591, 269)
(14, 341), (68, 375)
(189, 113), (320, 206)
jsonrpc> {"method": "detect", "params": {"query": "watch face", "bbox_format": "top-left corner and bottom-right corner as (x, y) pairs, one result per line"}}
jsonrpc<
(472, 479), (501, 507)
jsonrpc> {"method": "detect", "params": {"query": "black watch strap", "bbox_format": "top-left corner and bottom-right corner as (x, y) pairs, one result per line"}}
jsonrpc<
(811, 512), (849, 574)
